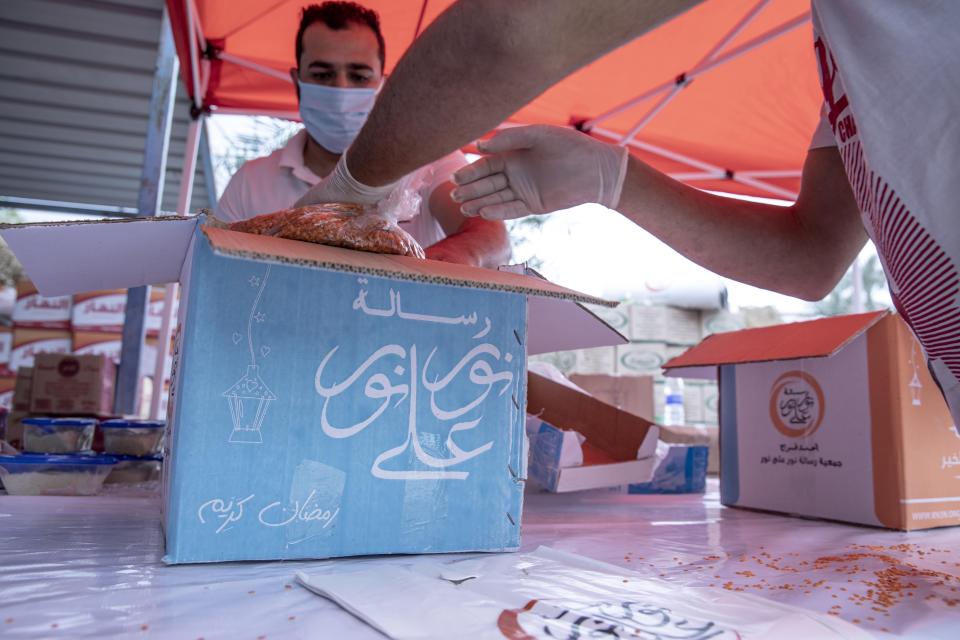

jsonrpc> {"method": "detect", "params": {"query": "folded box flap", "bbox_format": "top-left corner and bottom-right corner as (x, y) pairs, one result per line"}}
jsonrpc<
(0, 217), (198, 296)
(527, 371), (655, 462)
(664, 310), (888, 370)
(205, 226), (612, 305)
(204, 226), (626, 354)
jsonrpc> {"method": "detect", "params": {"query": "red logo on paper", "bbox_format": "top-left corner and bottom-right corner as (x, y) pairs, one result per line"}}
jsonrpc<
(58, 357), (81, 377)
(769, 371), (825, 439)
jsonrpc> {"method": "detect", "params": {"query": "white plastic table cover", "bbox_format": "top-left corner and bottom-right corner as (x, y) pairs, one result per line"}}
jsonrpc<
(1, 480), (958, 639)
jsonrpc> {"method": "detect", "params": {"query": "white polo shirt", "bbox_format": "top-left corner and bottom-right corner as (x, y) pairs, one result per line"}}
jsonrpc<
(217, 129), (467, 248)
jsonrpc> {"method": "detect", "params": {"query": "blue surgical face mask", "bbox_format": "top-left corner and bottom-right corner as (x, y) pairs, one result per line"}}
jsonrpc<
(297, 80), (378, 154)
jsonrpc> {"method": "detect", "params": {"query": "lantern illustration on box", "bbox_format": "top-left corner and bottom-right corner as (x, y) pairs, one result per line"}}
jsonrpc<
(908, 341), (923, 406)
(223, 266), (276, 444)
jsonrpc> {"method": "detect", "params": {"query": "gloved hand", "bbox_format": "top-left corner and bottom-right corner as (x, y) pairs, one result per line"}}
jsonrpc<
(294, 152), (399, 208)
(451, 125), (629, 220)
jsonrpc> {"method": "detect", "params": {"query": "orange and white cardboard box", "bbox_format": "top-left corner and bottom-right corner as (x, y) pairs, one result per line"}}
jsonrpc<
(11, 327), (71, 371)
(72, 330), (123, 362)
(30, 353), (116, 417)
(616, 341), (668, 379)
(572, 346), (617, 375)
(71, 289), (127, 332)
(0, 325), (11, 374)
(665, 311), (959, 531)
(0, 373), (15, 411)
(146, 285), (179, 336)
(12, 279), (72, 329)
(526, 371), (658, 493)
(627, 305), (702, 345)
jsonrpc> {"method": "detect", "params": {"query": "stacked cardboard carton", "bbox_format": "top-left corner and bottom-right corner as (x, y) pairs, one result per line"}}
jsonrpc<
(1, 280), (177, 421)
(530, 302), (763, 426)
(11, 279), (72, 372)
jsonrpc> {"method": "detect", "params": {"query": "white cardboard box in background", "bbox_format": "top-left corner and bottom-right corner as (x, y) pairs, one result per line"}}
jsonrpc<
(627, 305), (701, 345)
(617, 342), (668, 378)
(573, 346), (618, 375)
(700, 309), (746, 337)
(584, 303), (629, 336)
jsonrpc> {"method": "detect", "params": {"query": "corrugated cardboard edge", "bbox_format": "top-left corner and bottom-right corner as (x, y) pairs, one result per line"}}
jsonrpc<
(202, 225), (617, 307)
(0, 215), (191, 231)
(664, 310), (889, 370)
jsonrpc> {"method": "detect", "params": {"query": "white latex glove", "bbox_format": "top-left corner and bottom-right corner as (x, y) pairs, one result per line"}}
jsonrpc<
(450, 125), (629, 220)
(294, 152), (399, 208)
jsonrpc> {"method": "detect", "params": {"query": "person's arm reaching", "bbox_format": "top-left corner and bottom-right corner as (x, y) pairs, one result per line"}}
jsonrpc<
(451, 125), (866, 301)
(423, 180), (511, 268)
(296, 0), (702, 206)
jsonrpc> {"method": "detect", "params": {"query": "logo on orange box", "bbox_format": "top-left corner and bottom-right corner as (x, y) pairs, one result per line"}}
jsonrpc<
(769, 371), (824, 438)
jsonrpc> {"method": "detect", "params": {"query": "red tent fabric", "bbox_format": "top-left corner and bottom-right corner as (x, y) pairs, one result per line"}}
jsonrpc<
(168, 0), (820, 199)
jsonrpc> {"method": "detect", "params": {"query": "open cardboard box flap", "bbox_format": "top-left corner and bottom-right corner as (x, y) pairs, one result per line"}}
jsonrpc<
(0, 216), (627, 354)
(527, 371), (657, 462)
(664, 311), (888, 376)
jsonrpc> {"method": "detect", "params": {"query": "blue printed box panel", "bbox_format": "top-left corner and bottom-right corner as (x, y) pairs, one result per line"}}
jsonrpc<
(628, 446), (708, 495)
(527, 420), (565, 491)
(163, 230), (527, 563)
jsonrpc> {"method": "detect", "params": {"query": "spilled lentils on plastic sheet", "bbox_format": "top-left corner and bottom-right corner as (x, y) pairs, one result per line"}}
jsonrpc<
(620, 543), (959, 631)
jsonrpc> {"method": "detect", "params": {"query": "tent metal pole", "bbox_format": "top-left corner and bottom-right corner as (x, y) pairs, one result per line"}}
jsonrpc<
(116, 7), (179, 416)
(199, 118), (218, 209)
(617, 0), (770, 144)
(696, 13), (810, 78)
(148, 113), (203, 420)
(733, 175), (798, 200)
(187, 0), (212, 98)
(596, 126), (799, 200)
(586, 9), (809, 131)
(217, 51), (294, 83)
(185, 0), (202, 107)
(177, 116), (203, 215)
(737, 170), (802, 179)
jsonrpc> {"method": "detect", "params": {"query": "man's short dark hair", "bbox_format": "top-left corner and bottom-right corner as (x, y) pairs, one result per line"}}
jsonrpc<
(296, 2), (386, 71)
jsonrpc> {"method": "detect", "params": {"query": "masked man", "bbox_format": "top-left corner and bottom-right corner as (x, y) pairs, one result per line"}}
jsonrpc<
(216, 2), (509, 268)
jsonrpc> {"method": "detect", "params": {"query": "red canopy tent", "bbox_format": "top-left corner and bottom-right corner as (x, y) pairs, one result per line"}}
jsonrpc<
(166, 0), (820, 201)
(148, 0), (823, 417)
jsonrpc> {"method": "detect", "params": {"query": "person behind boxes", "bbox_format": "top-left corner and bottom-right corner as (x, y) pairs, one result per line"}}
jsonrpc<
(216, 2), (510, 268)
(293, 0), (960, 425)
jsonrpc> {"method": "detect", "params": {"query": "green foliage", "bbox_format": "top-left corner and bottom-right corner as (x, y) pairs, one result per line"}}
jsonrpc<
(816, 254), (889, 316)
(506, 215), (548, 270)
(0, 209), (24, 285)
(213, 117), (301, 192)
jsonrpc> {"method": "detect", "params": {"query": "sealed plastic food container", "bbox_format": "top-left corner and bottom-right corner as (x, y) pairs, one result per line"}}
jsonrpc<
(0, 454), (116, 496)
(105, 454), (162, 484)
(99, 419), (165, 456)
(22, 417), (97, 454)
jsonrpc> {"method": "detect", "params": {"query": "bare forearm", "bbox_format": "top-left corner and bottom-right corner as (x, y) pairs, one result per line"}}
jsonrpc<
(426, 217), (511, 268)
(618, 155), (866, 300)
(348, 0), (700, 186)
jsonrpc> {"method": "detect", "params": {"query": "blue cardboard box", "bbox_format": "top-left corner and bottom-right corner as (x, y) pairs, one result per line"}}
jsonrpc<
(628, 444), (708, 494)
(3, 216), (625, 562)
